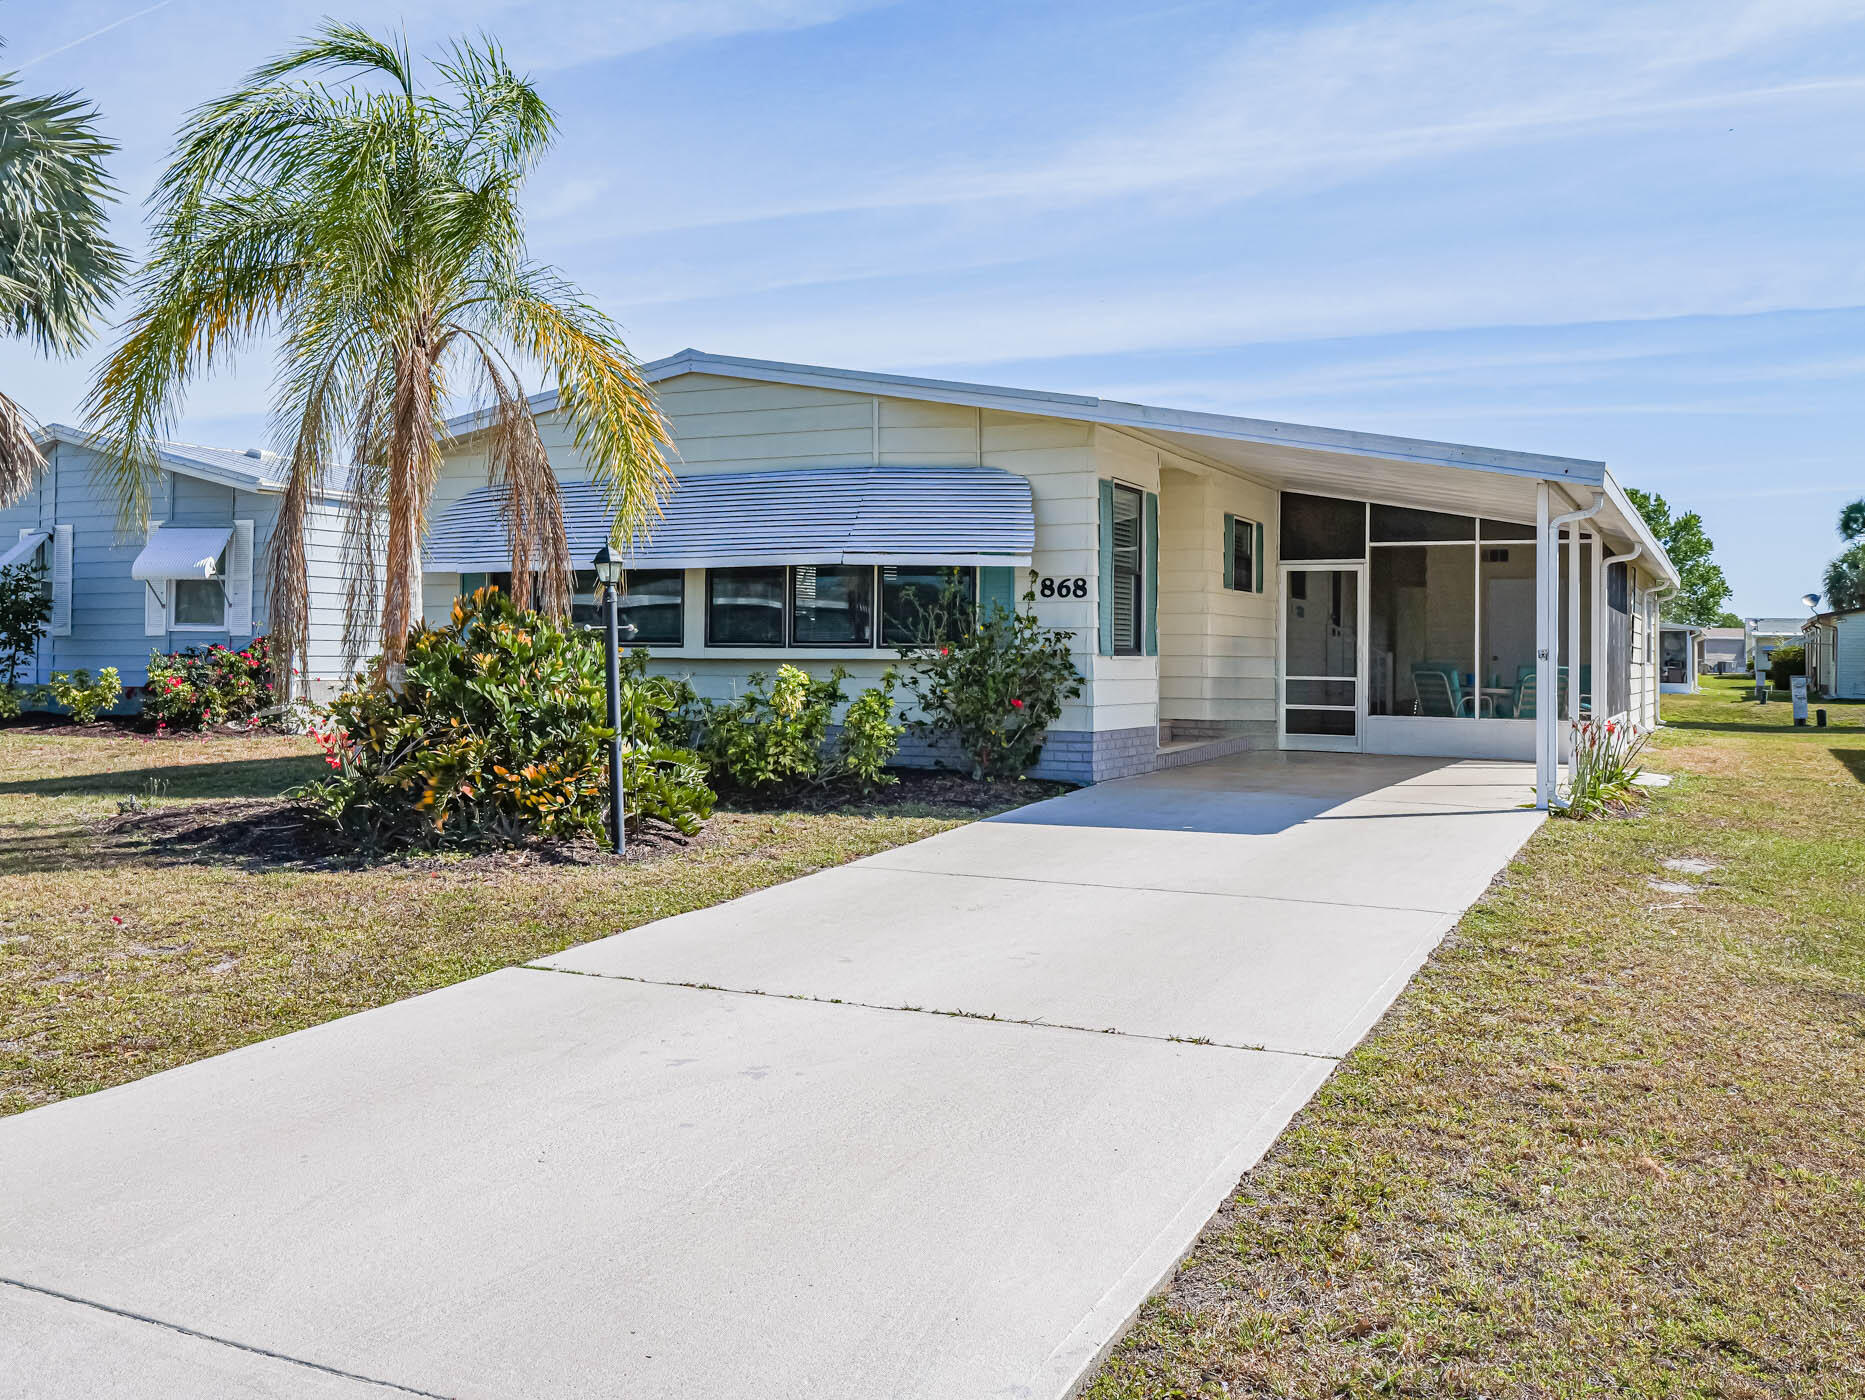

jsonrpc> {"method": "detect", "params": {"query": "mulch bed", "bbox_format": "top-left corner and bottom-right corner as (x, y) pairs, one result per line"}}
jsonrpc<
(96, 798), (715, 873)
(717, 767), (1074, 816)
(92, 768), (1071, 875)
(1, 715), (272, 742)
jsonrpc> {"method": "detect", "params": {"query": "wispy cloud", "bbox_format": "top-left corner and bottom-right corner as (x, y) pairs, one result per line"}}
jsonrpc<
(16, 0), (175, 71)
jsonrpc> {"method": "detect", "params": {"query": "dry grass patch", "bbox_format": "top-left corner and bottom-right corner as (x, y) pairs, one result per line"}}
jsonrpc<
(1088, 678), (1865, 1400)
(0, 727), (1051, 1116)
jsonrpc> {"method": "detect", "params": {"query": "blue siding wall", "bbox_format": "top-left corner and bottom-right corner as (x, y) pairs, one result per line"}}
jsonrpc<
(1, 442), (280, 701)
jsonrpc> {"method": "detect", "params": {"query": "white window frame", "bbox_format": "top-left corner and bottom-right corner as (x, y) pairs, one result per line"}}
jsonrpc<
(169, 549), (230, 632)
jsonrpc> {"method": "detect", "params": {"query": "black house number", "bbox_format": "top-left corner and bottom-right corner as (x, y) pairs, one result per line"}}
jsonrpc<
(1037, 576), (1088, 599)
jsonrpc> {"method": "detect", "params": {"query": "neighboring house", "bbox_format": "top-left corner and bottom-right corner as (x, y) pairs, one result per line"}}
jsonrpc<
(1700, 626), (1745, 674)
(1658, 622), (1704, 693)
(1745, 617), (1803, 674)
(0, 425), (376, 706)
(1803, 609), (1865, 699)
(420, 349), (1677, 799)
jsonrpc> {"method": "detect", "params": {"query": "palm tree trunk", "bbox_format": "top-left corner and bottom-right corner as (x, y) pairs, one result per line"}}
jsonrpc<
(378, 329), (441, 672)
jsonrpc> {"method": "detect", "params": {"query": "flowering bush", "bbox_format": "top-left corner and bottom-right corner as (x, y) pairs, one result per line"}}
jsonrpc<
(292, 586), (712, 848)
(47, 667), (122, 724)
(897, 580), (1082, 781)
(143, 637), (275, 731)
(1561, 717), (1649, 818)
(689, 664), (901, 795)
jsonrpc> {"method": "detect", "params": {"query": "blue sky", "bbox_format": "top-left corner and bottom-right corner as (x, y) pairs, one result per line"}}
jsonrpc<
(4, 0), (1861, 615)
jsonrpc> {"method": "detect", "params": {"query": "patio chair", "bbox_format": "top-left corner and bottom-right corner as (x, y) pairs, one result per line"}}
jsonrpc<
(1507, 668), (1537, 720)
(1411, 662), (1487, 717)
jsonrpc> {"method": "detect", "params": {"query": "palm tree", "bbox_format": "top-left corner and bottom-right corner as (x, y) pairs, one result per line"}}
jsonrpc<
(0, 57), (125, 505)
(84, 24), (671, 684)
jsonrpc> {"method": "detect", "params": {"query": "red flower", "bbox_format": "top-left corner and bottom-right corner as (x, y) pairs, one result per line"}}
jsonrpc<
(110, 915), (123, 925)
(1010, 698), (1024, 709)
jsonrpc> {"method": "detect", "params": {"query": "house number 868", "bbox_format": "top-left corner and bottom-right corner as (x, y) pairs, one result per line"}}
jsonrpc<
(1038, 577), (1088, 599)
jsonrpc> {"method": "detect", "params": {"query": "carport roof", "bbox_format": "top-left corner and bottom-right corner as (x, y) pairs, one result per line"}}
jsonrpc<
(444, 348), (1678, 587)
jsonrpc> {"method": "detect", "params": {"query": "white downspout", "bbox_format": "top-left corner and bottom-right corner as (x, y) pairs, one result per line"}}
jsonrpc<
(1598, 542), (1642, 723)
(1541, 491), (1605, 810)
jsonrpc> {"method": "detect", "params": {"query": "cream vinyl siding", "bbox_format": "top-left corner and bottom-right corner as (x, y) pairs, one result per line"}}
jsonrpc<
(1156, 463), (1278, 729)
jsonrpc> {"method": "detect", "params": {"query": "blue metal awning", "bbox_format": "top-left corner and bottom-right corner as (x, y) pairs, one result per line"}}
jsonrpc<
(423, 465), (1035, 572)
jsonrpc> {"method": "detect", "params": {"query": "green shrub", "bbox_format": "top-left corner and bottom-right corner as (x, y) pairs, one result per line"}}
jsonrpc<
(293, 586), (712, 848)
(1766, 644), (1806, 690)
(691, 663), (902, 795)
(47, 667), (123, 724)
(0, 683), (41, 719)
(897, 581), (1082, 781)
(144, 636), (276, 730)
(0, 561), (50, 689)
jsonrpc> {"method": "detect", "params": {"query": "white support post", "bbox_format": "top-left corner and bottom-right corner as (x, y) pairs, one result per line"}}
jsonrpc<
(1591, 532), (1606, 722)
(1567, 522), (1582, 726)
(1535, 483), (1554, 810)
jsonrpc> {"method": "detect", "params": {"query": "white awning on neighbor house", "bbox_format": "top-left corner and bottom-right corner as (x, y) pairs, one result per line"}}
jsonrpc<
(423, 465), (1037, 573)
(0, 531), (49, 569)
(131, 526), (232, 581)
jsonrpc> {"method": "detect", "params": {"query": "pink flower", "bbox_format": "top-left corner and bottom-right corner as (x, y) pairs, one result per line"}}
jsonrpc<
(110, 915), (123, 925)
(1010, 698), (1024, 709)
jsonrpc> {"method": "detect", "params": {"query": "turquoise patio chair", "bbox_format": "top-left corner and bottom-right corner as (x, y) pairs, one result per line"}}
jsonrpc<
(1411, 662), (1486, 717)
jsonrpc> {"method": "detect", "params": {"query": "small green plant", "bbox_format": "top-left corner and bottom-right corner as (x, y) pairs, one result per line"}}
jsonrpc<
(144, 636), (275, 731)
(897, 580), (1082, 781)
(293, 586), (712, 848)
(691, 664), (902, 795)
(0, 561), (50, 690)
(47, 667), (122, 725)
(117, 776), (170, 815)
(1560, 717), (1649, 818)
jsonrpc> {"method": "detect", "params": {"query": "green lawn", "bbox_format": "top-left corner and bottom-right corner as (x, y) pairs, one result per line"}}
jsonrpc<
(0, 727), (1035, 1117)
(1087, 676), (1865, 1398)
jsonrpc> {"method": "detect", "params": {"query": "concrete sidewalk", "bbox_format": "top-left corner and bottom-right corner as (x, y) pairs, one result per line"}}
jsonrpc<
(0, 753), (1541, 1400)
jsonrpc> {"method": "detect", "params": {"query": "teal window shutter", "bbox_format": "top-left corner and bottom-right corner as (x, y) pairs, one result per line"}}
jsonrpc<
(1097, 479), (1115, 656)
(1222, 514), (1237, 590)
(1143, 490), (1159, 656)
(1254, 520), (1265, 594)
(978, 566), (1015, 620)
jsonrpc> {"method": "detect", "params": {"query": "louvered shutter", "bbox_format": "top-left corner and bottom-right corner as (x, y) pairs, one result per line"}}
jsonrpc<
(1097, 480), (1114, 656)
(227, 519), (254, 636)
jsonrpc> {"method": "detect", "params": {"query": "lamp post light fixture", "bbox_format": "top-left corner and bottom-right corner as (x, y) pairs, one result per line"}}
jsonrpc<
(591, 544), (629, 855)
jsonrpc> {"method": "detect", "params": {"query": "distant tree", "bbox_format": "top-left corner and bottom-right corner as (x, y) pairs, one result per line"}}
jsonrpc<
(1625, 488), (1733, 626)
(1839, 499), (1865, 542)
(0, 54), (127, 506)
(1823, 543), (1865, 614)
(1714, 610), (1743, 628)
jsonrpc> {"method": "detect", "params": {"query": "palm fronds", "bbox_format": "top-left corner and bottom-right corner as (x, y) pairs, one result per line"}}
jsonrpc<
(0, 65), (125, 505)
(85, 22), (669, 685)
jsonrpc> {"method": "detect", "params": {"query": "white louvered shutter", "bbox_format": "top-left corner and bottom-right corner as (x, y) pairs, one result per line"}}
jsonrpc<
(227, 519), (254, 636)
(51, 524), (73, 637)
(144, 523), (168, 636)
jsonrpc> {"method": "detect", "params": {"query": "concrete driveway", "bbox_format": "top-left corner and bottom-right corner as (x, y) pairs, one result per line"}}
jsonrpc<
(0, 753), (1540, 1400)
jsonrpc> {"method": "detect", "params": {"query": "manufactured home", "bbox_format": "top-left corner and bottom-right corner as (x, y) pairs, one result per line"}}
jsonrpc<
(1804, 608), (1865, 699)
(1659, 622), (1704, 694)
(0, 426), (374, 705)
(421, 350), (1679, 809)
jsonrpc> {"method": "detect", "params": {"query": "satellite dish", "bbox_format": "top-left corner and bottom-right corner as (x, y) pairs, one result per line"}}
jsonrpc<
(1802, 592), (1821, 610)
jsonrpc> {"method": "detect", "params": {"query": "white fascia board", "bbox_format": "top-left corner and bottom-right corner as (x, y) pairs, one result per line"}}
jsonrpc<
(1601, 472), (1680, 588)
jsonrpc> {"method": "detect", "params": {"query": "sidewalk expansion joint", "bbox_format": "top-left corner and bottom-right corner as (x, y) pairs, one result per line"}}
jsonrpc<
(0, 1277), (455, 1398)
(839, 862), (1458, 917)
(520, 963), (1344, 1063)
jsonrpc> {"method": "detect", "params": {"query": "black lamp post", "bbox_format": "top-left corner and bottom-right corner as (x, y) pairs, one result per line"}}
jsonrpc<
(592, 544), (628, 854)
